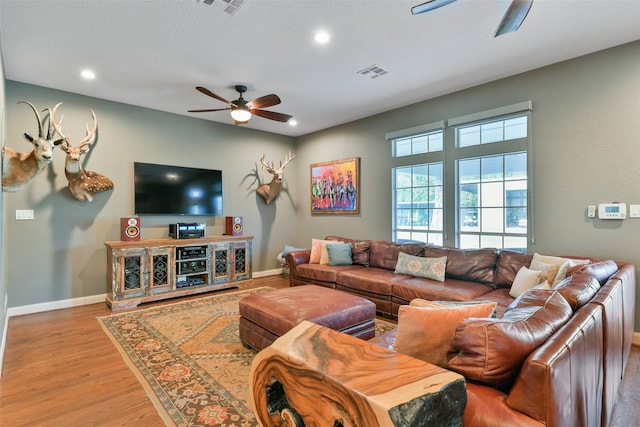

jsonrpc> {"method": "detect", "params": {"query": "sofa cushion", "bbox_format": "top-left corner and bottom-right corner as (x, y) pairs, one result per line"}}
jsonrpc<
(394, 300), (497, 367)
(392, 277), (494, 304)
(295, 263), (364, 283)
(394, 252), (447, 281)
(326, 236), (373, 266)
(447, 289), (573, 392)
(336, 267), (410, 296)
(422, 247), (497, 286)
(369, 240), (425, 270)
(554, 273), (600, 311)
(326, 243), (353, 266)
(494, 251), (533, 289)
(567, 259), (618, 285)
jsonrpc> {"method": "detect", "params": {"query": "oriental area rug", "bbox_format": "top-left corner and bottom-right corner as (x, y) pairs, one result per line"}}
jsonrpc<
(98, 286), (396, 427)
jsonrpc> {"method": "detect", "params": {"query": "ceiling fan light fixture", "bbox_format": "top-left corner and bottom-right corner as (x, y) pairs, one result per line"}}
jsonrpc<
(230, 106), (251, 122)
(411, 0), (457, 15)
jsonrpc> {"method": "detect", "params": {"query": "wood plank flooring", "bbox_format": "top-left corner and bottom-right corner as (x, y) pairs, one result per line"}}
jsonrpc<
(0, 274), (638, 426)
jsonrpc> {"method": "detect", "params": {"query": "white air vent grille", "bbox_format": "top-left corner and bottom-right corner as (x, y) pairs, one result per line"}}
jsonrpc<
(196, 0), (245, 15)
(357, 64), (388, 79)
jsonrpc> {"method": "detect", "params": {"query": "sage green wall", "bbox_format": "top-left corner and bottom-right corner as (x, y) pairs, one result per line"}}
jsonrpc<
(294, 40), (640, 330)
(3, 82), (296, 308)
(0, 42), (7, 368)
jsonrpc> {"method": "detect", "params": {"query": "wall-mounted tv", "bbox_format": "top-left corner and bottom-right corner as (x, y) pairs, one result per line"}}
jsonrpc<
(134, 162), (223, 216)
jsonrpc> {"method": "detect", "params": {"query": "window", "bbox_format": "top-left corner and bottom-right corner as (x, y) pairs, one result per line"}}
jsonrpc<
(393, 162), (443, 245)
(389, 102), (531, 251)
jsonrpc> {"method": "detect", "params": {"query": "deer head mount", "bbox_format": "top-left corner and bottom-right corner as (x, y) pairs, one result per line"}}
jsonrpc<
(256, 151), (296, 204)
(1, 101), (65, 192)
(50, 104), (114, 202)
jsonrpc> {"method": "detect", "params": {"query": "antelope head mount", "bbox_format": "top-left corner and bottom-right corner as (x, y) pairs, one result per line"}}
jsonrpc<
(1, 101), (65, 192)
(51, 104), (114, 202)
(256, 151), (296, 204)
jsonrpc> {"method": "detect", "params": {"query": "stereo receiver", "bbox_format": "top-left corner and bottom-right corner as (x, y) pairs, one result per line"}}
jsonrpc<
(169, 223), (206, 239)
(177, 245), (208, 260)
(176, 259), (208, 275)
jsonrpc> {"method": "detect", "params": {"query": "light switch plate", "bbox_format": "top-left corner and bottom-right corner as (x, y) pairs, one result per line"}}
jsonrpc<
(630, 204), (640, 218)
(15, 209), (34, 220)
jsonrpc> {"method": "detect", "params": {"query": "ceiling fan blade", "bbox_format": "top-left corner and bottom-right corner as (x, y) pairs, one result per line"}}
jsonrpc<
(187, 107), (231, 113)
(247, 94), (281, 110)
(494, 0), (534, 37)
(195, 86), (233, 105)
(411, 0), (457, 15)
(251, 109), (293, 123)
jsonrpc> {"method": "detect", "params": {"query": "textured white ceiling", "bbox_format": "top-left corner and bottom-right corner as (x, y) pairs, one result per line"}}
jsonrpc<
(1, 0), (639, 137)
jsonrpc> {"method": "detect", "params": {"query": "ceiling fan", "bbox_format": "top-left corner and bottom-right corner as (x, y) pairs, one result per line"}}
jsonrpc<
(411, 0), (534, 37)
(188, 85), (293, 124)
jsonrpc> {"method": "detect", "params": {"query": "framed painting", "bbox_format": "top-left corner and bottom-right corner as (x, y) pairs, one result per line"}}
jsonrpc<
(310, 156), (360, 214)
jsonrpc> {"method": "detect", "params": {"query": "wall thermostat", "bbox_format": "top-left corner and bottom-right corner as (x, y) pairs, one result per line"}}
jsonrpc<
(598, 203), (627, 220)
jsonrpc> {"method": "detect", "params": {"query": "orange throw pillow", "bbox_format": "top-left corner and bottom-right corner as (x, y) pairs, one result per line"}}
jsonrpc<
(394, 300), (497, 367)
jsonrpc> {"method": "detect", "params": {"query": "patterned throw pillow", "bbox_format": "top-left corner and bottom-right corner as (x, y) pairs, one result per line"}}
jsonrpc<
(394, 252), (447, 282)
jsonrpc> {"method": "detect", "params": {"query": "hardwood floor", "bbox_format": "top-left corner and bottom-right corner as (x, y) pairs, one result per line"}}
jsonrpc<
(0, 274), (638, 426)
(0, 275), (288, 426)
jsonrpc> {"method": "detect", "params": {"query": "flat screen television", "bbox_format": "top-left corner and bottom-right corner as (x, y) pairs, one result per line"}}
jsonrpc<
(134, 162), (223, 216)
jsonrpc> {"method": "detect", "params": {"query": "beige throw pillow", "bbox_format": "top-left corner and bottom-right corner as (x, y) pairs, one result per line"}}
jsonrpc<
(529, 253), (588, 287)
(394, 252), (447, 282)
(309, 239), (343, 264)
(509, 266), (544, 298)
(394, 301), (497, 367)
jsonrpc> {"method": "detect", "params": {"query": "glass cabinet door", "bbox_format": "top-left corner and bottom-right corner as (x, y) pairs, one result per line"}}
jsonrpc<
(114, 248), (146, 299)
(232, 240), (252, 282)
(211, 243), (231, 285)
(149, 247), (174, 295)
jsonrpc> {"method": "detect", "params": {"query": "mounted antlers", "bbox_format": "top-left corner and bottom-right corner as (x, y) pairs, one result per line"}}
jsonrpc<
(1, 101), (65, 192)
(50, 104), (114, 201)
(256, 151), (296, 204)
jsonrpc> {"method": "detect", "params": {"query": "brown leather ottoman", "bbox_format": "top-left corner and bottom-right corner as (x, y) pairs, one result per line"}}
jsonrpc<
(239, 285), (376, 351)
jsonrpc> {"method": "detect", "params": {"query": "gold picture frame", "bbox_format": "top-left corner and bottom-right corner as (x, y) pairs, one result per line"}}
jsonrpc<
(310, 157), (360, 214)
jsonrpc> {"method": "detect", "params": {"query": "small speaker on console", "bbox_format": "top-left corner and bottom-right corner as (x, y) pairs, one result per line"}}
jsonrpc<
(121, 217), (141, 241)
(225, 216), (243, 236)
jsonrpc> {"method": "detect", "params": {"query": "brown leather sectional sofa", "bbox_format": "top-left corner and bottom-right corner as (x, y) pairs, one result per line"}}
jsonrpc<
(286, 236), (636, 426)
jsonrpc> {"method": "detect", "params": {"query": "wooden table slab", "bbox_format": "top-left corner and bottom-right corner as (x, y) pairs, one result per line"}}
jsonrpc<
(249, 320), (466, 427)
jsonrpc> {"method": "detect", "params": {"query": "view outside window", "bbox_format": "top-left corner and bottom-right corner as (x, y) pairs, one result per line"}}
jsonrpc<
(391, 111), (529, 251)
(458, 152), (527, 251)
(394, 162), (443, 245)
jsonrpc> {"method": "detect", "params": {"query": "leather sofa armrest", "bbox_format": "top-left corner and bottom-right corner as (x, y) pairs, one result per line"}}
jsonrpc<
(286, 250), (311, 284)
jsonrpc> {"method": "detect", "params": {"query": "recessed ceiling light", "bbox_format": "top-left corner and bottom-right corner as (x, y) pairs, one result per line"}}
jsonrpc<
(81, 69), (96, 80)
(289, 119), (298, 127)
(314, 30), (330, 44)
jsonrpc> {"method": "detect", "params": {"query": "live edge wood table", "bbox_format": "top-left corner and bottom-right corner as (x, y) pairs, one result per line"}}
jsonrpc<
(249, 320), (466, 427)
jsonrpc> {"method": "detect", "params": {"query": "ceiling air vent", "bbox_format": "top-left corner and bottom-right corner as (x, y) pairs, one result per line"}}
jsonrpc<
(196, 0), (245, 15)
(357, 64), (389, 79)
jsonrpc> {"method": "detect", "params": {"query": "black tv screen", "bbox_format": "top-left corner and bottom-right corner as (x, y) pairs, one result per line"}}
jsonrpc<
(134, 162), (223, 216)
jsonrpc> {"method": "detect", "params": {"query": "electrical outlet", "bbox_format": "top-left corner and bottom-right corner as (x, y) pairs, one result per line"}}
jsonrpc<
(15, 209), (34, 220)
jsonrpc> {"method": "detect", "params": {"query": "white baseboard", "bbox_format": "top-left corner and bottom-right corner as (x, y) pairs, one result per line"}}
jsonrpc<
(0, 310), (8, 377)
(252, 268), (284, 278)
(5, 269), (284, 318)
(7, 294), (107, 318)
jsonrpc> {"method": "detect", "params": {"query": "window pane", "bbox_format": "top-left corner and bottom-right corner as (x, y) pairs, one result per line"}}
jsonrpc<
(481, 182), (504, 207)
(504, 236), (527, 252)
(460, 208), (479, 231)
(481, 207), (503, 232)
(481, 156), (503, 181)
(504, 116), (527, 140)
(459, 158), (480, 183)
(429, 133), (443, 151)
(459, 183), (478, 208)
(395, 137), (412, 157)
(459, 234), (479, 249)
(505, 152), (527, 180)
(480, 235), (503, 249)
(458, 125), (480, 147)
(428, 233), (443, 246)
(481, 121), (503, 144)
